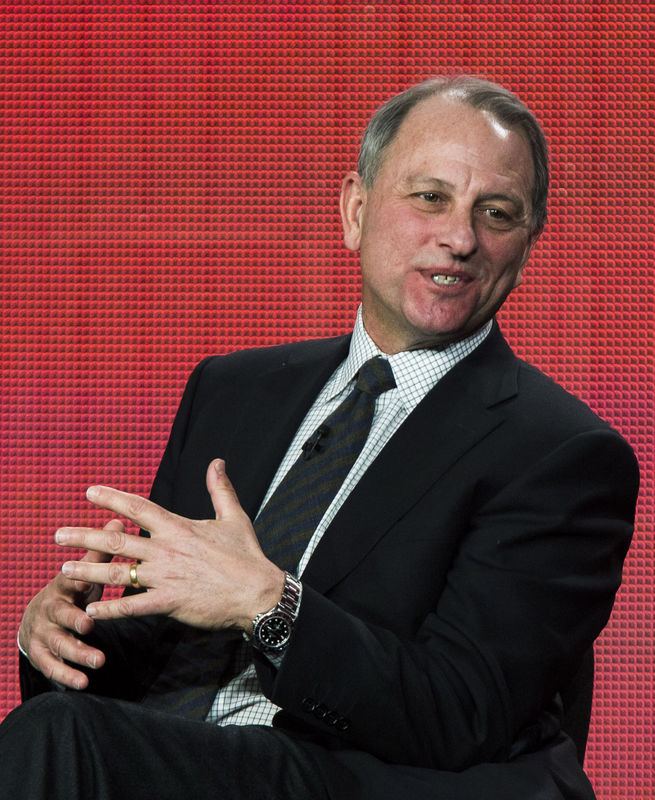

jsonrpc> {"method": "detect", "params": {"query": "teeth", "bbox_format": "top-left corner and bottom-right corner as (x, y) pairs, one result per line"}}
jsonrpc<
(432, 274), (460, 285)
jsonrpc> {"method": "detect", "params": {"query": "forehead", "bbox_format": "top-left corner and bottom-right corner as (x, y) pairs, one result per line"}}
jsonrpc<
(380, 94), (534, 195)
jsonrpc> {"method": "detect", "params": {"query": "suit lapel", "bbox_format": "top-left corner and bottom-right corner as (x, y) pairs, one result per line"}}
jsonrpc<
(302, 324), (521, 593)
(227, 335), (352, 520)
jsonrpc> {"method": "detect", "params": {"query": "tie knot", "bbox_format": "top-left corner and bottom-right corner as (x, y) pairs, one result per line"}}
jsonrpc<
(356, 357), (396, 397)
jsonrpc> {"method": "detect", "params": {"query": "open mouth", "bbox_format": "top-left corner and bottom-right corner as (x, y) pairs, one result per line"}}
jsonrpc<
(431, 274), (461, 285)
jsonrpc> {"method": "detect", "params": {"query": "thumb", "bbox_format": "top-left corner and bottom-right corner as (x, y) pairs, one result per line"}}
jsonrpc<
(206, 458), (244, 521)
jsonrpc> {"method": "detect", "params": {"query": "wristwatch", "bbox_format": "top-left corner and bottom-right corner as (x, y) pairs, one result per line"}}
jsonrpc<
(251, 571), (302, 653)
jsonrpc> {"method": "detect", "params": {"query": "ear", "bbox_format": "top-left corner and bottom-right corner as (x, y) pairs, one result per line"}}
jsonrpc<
(340, 171), (366, 252)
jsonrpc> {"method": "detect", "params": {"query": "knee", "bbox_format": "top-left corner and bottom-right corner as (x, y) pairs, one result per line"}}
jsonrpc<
(0, 692), (111, 797)
(4, 690), (67, 723)
(1, 691), (101, 740)
(25, 689), (92, 716)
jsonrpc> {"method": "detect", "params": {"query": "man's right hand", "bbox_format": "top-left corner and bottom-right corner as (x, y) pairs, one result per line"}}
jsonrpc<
(17, 519), (124, 690)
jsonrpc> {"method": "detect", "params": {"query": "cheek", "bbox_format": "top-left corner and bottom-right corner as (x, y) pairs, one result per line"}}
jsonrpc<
(481, 237), (530, 286)
(361, 212), (412, 272)
(371, 213), (427, 269)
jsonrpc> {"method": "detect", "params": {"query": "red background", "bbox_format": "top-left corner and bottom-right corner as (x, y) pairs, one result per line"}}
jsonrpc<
(0, 4), (652, 796)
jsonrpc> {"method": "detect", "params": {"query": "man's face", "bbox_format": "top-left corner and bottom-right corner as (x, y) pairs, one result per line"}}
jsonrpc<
(340, 94), (540, 353)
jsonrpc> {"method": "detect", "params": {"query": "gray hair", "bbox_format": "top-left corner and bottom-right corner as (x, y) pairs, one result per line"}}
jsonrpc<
(357, 76), (549, 233)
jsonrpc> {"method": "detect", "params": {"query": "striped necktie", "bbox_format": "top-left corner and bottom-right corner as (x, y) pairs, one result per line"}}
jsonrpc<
(255, 355), (396, 572)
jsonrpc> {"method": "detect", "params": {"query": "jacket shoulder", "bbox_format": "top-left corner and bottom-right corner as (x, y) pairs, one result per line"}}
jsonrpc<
(195, 335), (351, 383)
(513, 357), (620, 438)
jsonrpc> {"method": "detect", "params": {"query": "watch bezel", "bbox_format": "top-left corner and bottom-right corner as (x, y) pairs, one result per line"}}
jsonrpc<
(253, 611), (294, 651)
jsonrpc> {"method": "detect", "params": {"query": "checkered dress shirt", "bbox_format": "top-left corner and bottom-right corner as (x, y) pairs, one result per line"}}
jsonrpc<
(206, 308), (492, 726)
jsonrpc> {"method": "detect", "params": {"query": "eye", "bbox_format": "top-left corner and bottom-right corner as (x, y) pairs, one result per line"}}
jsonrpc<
(484, 207), (509, 220)
(417, 192), (443, 203)
(478, 206), (519, 231)
(411, 191), (448, 209)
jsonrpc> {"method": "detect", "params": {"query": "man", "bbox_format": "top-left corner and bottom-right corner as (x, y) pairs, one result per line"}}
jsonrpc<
(0, 76), (638, 799)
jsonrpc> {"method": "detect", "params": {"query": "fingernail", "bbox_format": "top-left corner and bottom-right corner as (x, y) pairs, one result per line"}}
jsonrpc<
(214, 459), (225, 476)
(86, 486), (99, 501)
(86, 605), (97, 618)
(61, 562), (74, 576)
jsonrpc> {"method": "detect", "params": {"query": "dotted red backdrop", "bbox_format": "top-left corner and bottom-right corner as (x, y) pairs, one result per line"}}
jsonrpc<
(0, 4), (653, 797)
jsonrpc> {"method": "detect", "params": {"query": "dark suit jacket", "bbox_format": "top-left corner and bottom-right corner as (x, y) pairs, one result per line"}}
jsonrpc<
(21, 323), (639, 798)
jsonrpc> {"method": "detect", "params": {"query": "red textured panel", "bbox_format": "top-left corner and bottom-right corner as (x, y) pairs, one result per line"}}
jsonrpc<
(0, 5), (652, 797)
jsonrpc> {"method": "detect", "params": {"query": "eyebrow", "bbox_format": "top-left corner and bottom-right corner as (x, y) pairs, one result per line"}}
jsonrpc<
(405, 175), (528, 215)
(405, 176), (453, 192)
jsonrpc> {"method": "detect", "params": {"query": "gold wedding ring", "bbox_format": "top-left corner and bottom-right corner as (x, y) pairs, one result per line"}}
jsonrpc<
(128, 562), (141, 589)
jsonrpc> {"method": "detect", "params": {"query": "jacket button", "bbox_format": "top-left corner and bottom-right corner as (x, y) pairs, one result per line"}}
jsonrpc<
(301, 697), (317, 713)
(313, 703), (329, 720)
(325, 711), (340, 726)
(335, 717), (351, 731)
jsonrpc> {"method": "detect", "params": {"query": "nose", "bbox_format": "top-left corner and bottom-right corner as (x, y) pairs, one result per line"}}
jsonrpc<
(438, 207), (478, 260)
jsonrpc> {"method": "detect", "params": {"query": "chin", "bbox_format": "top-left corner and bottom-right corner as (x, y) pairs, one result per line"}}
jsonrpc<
(408, 315), (472, 343)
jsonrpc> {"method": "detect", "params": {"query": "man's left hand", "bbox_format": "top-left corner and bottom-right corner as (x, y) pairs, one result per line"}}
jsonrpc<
(55, 459), (285, 634)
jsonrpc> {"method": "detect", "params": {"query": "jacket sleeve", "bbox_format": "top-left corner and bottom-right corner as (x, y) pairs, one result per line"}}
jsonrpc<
(256, 428), (639, 771)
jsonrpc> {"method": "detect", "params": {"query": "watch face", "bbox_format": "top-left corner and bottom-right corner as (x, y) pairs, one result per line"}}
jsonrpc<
(258, 615), (292, 649)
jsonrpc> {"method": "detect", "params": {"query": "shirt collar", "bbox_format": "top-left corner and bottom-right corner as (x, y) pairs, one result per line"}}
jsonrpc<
(323, 307), (492, 413)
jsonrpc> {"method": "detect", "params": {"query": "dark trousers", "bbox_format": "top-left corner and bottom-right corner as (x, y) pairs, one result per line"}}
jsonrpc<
(0, 692), (330, 800)
(0, 691), (598, 800)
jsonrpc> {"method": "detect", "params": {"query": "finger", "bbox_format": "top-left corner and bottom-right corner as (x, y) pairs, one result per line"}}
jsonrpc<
(61, 559), (146, 590)
(29, 639), (100, 691)
(54, 525), (150, 562)
(84, 519), (125, 560)
(62, 519), (124, 592)
(46, 590), (97, 637)
(85, 485), (172, 536)
(206, 459), (246, 521)
(86, 590), (162, 621)
(42, 628), (106, 672)
(23, 614), (107, 690)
